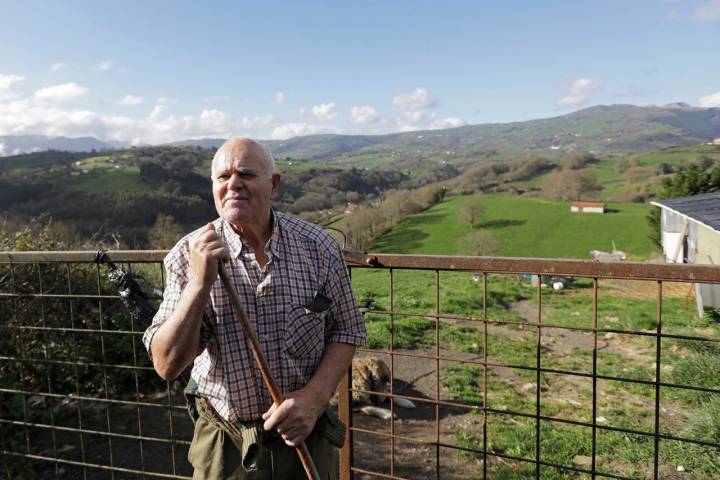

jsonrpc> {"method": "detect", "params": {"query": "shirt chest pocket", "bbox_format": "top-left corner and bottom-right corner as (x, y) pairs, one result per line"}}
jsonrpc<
(284, 304), (326, 360)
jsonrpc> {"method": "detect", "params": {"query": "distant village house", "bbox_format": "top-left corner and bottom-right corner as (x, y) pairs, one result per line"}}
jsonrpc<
(344, 202), (360, 214)
(571, 201), (605, 213)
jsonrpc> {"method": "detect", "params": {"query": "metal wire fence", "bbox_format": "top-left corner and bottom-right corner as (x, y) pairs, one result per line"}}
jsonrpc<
(1, 251), (719, 479)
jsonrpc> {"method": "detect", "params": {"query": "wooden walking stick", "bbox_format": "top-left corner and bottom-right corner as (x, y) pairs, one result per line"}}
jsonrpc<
(217, 262), (321, 480)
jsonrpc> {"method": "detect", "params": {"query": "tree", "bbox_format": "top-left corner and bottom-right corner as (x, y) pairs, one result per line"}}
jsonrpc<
(564, 151), (598, 170)
(148, 214), (185, 249)
(459, 200), (485, 228)
(542, 168), (602, 201)
(457, 230), (502, 256)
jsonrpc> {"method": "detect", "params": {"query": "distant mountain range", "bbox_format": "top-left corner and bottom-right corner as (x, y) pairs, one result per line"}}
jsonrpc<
(262, 104), (720, 162)
(0, 135), (116, 156)
(2, 104), (720, 160)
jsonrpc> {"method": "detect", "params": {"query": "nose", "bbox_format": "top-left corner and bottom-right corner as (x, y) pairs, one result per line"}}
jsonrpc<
(226, 172), (245, 189)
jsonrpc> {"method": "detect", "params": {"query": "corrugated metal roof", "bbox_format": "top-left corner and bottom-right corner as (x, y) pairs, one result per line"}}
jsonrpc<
(651, 192), (720, 232)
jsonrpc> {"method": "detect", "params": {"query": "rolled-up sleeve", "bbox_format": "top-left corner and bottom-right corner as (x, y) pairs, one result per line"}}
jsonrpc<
(324, 246), (367, 346)
(142, 248), (214, 359)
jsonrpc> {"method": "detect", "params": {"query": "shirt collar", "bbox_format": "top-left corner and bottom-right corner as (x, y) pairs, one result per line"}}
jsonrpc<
(219, 210), (282, 260)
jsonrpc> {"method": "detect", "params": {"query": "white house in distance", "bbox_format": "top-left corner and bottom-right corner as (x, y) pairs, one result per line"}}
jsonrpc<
(651, 192), (720, 315)
(571, 201), (606, 213)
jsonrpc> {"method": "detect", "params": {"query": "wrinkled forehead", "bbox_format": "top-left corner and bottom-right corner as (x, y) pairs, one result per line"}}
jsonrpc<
(211, 142), (267, 175)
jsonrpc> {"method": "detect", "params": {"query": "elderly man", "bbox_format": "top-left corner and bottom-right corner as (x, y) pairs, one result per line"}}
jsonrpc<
(143, 138), (366, 479)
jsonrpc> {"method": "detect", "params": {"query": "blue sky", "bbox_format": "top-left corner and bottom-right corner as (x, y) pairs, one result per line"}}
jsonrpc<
(0, 0), (719, 146)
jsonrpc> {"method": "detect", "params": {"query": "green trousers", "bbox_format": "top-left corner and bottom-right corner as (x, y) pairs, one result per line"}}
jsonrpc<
(187, 405), (343, 480)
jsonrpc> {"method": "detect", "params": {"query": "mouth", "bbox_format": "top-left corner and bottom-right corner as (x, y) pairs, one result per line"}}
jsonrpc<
(224, 197), (249, 205)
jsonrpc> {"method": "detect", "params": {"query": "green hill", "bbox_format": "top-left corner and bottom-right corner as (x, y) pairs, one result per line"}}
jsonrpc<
(505, 144), (720, 202)
(262, 104), (720, 165)
(372, 193), (658, 260)
(161, 104), (720, 168)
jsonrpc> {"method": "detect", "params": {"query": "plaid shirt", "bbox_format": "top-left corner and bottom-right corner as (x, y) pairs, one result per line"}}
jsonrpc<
(143, 211), (366, 422)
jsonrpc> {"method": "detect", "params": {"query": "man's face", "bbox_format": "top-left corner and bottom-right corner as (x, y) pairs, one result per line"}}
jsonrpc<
(211, 141), (280, 227)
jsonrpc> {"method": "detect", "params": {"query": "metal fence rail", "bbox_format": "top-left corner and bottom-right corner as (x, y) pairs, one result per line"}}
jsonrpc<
(1, 251), (719, 480)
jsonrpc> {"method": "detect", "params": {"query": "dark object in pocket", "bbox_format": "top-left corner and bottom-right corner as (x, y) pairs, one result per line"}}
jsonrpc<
(306, 292), (332, 314)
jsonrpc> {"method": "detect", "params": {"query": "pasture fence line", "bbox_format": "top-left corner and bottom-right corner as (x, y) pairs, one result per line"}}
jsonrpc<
(0, 250), (718, 479)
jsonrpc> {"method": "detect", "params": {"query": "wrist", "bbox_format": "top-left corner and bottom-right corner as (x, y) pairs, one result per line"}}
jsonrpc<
(304, 382), (332, 414)
(186, 278), (213, 297)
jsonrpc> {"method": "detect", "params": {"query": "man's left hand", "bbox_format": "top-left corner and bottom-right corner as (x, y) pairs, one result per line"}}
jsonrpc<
(262, 386), (325, 447)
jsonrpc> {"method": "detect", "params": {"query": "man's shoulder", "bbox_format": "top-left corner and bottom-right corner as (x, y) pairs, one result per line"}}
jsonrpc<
(276, 211), (339, 252)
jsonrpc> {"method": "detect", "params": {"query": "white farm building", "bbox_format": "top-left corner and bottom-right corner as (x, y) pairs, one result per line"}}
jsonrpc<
(571, 201), (605, 213)
(651, 192), (720, 315)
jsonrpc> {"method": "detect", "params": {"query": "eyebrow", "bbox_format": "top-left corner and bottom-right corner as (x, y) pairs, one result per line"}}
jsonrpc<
(214, 166), (260, 175)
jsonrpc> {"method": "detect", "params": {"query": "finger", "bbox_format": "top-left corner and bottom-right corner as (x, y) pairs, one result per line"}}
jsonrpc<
(263, 401), (290, 431)
(207, 246), (230, 260)
(282, 431), (307, 448)
(199, 229), (221, 244)
(262, 403), (276, 421)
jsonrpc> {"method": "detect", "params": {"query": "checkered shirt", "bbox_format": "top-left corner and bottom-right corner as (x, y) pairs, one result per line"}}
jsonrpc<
(142, 211), (367, 422)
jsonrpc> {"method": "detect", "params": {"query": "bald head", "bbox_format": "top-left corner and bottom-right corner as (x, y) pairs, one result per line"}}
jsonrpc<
(211, 137), (276, 179)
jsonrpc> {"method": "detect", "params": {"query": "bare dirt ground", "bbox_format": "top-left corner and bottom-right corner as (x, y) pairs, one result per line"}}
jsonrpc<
(351, 347), (485, 480)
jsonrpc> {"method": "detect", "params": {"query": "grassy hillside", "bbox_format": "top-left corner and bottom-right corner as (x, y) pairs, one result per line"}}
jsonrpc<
(66, 166), (146, 193)
(372, 193), (658, 259)
(506, 144), (720, 201)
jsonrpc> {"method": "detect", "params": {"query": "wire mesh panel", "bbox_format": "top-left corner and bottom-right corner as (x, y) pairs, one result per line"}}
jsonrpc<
(343, 254), (720, 480)
(0, 251), (192, 480)
(1, 252), (720, 480)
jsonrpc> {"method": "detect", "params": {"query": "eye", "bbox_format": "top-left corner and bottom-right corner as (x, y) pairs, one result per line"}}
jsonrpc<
(216, 174), (230, 182)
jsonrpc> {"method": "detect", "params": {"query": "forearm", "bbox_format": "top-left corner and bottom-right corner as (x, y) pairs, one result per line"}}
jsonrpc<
(305, 342), (356, 408)
(149, 281), (211, 380)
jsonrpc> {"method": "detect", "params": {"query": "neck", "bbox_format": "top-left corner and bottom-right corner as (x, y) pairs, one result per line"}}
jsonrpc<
(227, 211), (273, 250)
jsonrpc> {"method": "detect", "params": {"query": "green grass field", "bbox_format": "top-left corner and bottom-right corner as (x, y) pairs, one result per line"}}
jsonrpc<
(372, 193), (658, 259)
(66, 166), (146, 193)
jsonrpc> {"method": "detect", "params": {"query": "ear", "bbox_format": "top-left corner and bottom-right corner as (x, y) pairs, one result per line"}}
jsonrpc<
(270, 173), (281, 198)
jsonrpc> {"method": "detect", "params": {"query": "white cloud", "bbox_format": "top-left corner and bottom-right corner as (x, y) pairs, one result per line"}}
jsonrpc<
(349, 105), (378, 124)
(271, 122), (336, 140)
(394, 110), (467, 132)
(557, 77), (602, 109)
(430, 117), (467, 129)
(0, 74), (24, 100)
(311, 102), (337, 121)
(0, 74), (24, 90)
(49, 62), (66, 72)
(97, 60), (113, 71)
(0, 75), (471, 145)
(149, 104), (166, 119)
(118, 94), (144, 106)
(393, 87), (436, 110)
(0, 81), (282, 144)
(275, 91), (285, 104)
(33, 82), (88, 103)
(698, 90), (720, 107)
(692, 0), (720, 22)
